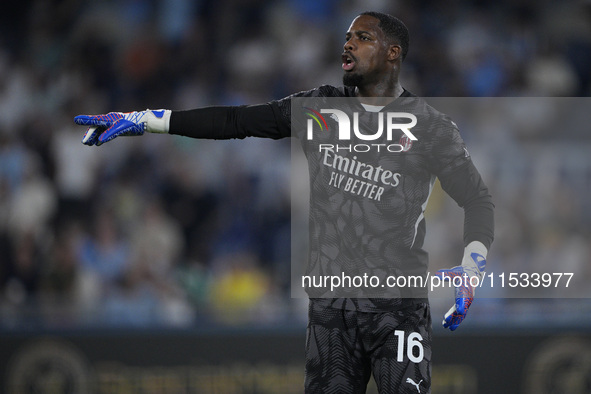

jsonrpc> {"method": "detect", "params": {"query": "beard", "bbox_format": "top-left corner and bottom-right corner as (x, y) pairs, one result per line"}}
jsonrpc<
(343, 72), (364, 87)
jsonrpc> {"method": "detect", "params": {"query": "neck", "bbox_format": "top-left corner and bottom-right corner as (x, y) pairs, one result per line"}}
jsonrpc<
(355, 79), (403, 106)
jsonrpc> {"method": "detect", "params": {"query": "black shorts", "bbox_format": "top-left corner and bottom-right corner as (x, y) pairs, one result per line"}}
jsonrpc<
(305, 300), (432, 394)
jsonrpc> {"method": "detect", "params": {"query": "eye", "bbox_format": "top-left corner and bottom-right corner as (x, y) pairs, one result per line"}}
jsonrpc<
(361, 35), (371, 41)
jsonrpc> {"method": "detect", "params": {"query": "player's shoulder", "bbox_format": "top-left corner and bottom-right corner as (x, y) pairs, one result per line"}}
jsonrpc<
(289, 84), (352, 98)
(269, 85), (352, 129)
(402, 91), (459, 134)
(401, 91), (445, 119)
(271, 85), (350, 112)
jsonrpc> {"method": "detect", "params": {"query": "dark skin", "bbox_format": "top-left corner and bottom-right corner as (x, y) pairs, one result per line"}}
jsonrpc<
(342, 15), (403, 105)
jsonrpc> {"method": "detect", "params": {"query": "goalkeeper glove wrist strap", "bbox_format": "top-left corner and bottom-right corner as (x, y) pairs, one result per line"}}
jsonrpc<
(461, 240), (487, 280)
(144, 109), (172, 134)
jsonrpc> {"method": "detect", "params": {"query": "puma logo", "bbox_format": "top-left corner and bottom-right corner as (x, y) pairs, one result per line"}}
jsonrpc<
(406, 377), (423, 393)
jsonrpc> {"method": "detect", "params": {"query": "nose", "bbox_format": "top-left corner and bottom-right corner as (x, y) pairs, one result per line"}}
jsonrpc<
(344, 37), (354, 52)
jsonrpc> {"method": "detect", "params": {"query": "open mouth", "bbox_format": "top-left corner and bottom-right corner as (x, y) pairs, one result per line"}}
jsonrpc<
(342, 53), (356, 71)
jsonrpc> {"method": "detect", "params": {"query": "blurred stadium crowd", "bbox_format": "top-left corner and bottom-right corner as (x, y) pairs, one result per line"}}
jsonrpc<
(1, 0), (591, 329)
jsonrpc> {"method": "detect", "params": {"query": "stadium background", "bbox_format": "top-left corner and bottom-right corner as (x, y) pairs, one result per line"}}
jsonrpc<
(0, 0), (590, 392)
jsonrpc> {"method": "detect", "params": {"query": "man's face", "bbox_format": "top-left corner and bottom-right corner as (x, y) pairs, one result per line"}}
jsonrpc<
(342, 15), (394, 87)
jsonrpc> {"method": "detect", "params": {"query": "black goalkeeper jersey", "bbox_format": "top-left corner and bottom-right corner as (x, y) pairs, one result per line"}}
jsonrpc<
(170, 85), (494, 312)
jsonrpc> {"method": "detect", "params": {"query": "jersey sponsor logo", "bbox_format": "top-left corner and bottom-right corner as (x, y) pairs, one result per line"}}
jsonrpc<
(322, 149), (401, 201)
(323, 150), (401, 187)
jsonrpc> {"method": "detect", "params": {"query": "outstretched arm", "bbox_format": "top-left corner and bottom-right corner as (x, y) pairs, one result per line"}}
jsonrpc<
(169, 104), (288, 140)
(75, 103), (290, 145)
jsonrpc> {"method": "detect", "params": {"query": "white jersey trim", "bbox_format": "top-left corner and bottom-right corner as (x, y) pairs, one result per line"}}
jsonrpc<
(410, 175), (436, 249)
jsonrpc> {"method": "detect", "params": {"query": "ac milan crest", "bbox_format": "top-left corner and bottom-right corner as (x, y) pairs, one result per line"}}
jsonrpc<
(399, 135), (414, 152)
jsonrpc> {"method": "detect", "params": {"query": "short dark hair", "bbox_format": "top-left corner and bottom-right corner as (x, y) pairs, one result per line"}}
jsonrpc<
(360, 11), (409, 61)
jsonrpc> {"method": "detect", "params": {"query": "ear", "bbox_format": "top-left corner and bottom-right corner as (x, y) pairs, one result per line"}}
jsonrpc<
(388, 45), (402, 62)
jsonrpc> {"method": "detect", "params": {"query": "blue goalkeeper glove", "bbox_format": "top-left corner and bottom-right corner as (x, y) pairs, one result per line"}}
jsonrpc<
(435, 242), (487, 331)
(74, 109), (171, 146)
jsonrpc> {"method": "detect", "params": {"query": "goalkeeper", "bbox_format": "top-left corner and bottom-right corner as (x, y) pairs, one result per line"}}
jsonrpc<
(74, 11), (493, 394)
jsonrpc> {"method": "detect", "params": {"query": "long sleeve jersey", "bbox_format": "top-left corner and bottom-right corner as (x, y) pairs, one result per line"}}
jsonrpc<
(169, 85), (494, 311)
